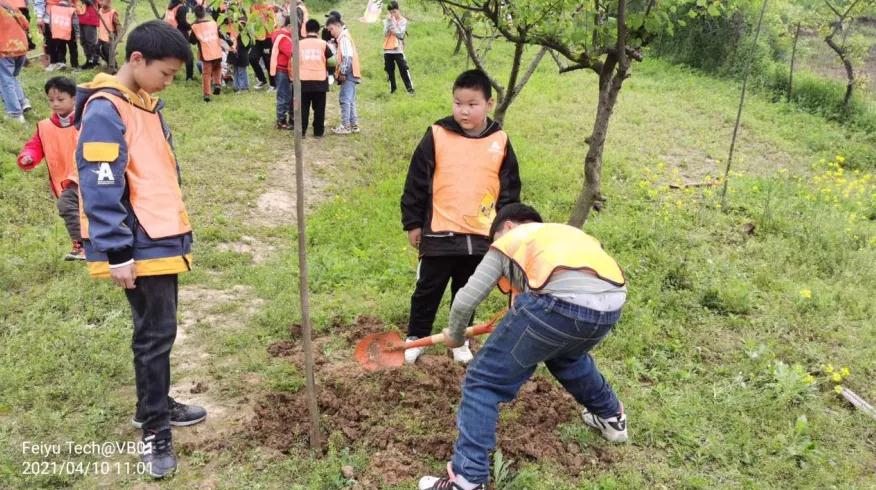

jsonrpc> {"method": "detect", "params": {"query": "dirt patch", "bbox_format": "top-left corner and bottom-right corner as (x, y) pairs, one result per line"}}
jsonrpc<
(246, 316), (602, 487)
(216, 235), (277, 264)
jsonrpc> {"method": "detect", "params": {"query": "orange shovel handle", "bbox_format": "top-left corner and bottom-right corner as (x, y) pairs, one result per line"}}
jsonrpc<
(403, 309), (507, 350)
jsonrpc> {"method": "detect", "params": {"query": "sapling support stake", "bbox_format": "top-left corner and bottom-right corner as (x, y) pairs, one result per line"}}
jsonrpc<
(720, 0), (769, 208)
(838, 386), (876, 421)
(290, 4), (322, 453)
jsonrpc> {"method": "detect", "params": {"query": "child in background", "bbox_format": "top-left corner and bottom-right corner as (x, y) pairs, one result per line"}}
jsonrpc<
(46, 0), (79, 69)
(400, 69), (521, 365)
(224, 18), (250, 92)
(298, 19), (332, 137)
(383, 1), (413, 95)
(269, 15), (294, 128)
(326, 15), (360, 134)
(17, 77), (83, 260)
(77, 0), (100, 68)
(96, 0), (119, 66)
(0, 0), (31, 122)
(189, 5), (222, 101)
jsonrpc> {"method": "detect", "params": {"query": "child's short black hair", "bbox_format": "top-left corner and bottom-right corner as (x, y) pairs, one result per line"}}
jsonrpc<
(388, 1), (399, 10)
(305, 18), (320, 33)
(326, 15), (342, 26)
(193, 5), (206, 18)
(453, 69), (492, 101)
(125, 20), (192, 63)
(489, 203), (543, 241)
(44, 76), (77, 97)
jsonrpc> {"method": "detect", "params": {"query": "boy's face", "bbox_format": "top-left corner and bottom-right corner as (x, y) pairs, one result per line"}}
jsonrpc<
(130, 54), (183, 94)
(46, 88), (75, 117)
(327, 22), (341, 37)
(452, 87), (494, 133)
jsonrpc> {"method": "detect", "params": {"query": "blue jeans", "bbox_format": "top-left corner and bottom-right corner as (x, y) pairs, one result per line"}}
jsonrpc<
(338, 78), (358, 127)
(452, 293), (623, 484)
(0, 56), (27, 117)
(275, 71), (292, 123)
(234, 65), (249, 91)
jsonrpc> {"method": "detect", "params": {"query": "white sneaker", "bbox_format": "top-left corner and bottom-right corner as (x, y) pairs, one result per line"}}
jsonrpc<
(331, 125), (352, 135)
(582, 406), (628, 443)
(404, 336), (425, 365)
(7, 114), (25, 123)
(451, 341), (473, 364)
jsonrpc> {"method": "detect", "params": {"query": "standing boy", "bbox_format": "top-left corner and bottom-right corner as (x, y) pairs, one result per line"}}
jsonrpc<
(164, 0), (194, 80)
(189, 5), (222, 101)
(383, 1), (413, 95)
(297, 18), (331, 137)
(18, 77), (83, 260)
(77, 0), (100, 68)
(96, 0), (119, 66)
(75, 20), (205, 479)
(326, 15), (360, 134)
(269, 15), (294, 128)
(418, 204), (629, 490)
(400, 69), (521, 365)
(47, 0), (79, 69)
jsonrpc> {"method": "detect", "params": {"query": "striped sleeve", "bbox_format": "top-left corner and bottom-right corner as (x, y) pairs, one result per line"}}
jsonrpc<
(446, 249), (507, 344)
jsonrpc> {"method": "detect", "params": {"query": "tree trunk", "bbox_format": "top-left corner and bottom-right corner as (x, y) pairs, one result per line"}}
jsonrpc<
(788, 23), (800, 103)
(568, 68), (625, 228)
(106, 0), (138, 73)
(825, 23), (856, 106)
(147, 0), (162, 19)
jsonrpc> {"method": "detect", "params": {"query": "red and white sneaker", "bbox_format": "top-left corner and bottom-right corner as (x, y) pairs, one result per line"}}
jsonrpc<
(65, 241), (86, 261)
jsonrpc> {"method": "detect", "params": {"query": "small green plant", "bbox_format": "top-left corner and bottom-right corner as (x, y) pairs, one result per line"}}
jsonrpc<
(769, 361), (816, 404)
(491, 449), (515, 490)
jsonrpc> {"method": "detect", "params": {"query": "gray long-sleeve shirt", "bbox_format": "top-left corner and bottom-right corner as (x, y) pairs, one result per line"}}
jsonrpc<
(446, 249), (627, 344)
(383, 16), (407, 54)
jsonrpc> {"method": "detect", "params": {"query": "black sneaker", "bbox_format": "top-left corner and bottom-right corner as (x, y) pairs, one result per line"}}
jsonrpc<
(204, 96), (211, 102)
(131, 397), (207, 429)
(213, 85), (221, 95)
(141, 429), (176, 479)
(417, 476), (485, 490)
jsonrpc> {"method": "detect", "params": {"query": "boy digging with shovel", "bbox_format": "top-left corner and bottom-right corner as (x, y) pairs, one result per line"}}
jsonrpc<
(418, 203), (629, 490)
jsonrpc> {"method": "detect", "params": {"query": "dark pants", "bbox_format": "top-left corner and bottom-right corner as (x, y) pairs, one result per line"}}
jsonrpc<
(384, 52), (413, 93)
(46, 24), (79, 67)
(125, 274), (179, 432)
(177, 29), (194, 79)
(19, 8), (35, 50)
(301, 90), (326, 136)
(56, 186), (81, 241)
(249, 39), (274, 86)
(407, 255), (482, 339)
(79, 25), (99, 65)
(201, 58), (221, 96)
(98, 40), (111, 65)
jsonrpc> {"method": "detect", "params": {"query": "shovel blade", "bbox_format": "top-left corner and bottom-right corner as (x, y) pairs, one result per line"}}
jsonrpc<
(354, 331), (406, 371)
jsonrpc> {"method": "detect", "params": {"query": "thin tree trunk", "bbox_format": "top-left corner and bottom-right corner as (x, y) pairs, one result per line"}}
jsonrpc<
(788, 22), (800, 102)
(825, 22), (856, 106)
(147, 0), (162, 19)
(290, 4), (322, 454)
(720, 0), (768, 208)
(106, 0), (138, 73)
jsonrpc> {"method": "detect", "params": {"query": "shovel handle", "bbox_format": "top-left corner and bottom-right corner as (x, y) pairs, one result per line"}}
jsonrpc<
(403, 309), (507, 350)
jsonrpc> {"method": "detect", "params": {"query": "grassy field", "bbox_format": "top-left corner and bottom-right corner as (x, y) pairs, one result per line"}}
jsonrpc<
(2, 1), (876, 488)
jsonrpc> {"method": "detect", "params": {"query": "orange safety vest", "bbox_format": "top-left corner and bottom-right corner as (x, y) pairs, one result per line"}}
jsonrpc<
(49, 4), (75, 41)
(493, 223), (626, 297)
(297, 36), (326, 81)
(251, 4), (274, 41)
(383, 17), (404, 50)
(0, 1), (28, 57)
(335, 29), (360, 78)
(269, 29), (291, 76)
(163, 4), (180, 28)
(37, 119), (79, 198)
(429, 125), (506, 236)
(97, 8), (116, 42)
(191, 20), (222, 61)
(78, 92), (192, 242)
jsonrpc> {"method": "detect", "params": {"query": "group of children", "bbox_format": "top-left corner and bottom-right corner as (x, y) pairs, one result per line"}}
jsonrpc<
(8, 2), (632, 487)
(35, 0), (120, 70)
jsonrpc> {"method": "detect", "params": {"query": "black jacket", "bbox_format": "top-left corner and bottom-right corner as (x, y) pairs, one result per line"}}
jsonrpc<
(167, 0), (190, 33)
(400, 116), (521, 257)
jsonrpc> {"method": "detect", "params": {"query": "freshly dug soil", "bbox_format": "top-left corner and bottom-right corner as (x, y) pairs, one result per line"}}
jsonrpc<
(250, 316), (610, 486)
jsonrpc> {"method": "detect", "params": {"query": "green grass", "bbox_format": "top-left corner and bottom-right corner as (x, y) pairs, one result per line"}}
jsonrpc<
(3, 1), (876, 488)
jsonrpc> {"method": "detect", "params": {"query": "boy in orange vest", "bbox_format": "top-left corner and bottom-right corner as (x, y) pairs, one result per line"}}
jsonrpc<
(298, 18), (332, 137)
(400, 69), (521, 365)
(46, 0), (79, 69)
(326, 15), (360, 134)
(17, 76), (84, 260)
(383, 1), (413, 95)
(74, 20), (204, 479)
(189, 5), (222, 101)
(269, 14), (294, 128)
(96, 0), (118, 66)
(418, 203), (629, 490)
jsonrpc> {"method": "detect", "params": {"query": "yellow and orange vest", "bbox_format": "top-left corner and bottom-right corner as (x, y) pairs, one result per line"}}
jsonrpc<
(0, 0), (28, 57)
(37, 119), (79, 197)
(429, 125), (506, 236)
(335, 28), (360, 79)
(78, 91), (192, 243)
(298, 36), (326, 81)
(97, 7), (116, 42)
(493, 223), (626, 297)
(49, 4), (75, 41)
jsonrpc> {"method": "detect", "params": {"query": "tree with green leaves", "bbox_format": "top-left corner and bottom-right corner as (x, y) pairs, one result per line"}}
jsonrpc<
(818, 0), (876, 105)
(431, 0), (725, 226)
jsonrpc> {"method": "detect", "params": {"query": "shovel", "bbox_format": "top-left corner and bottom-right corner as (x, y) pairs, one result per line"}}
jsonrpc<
(354, 310), (506, 371)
